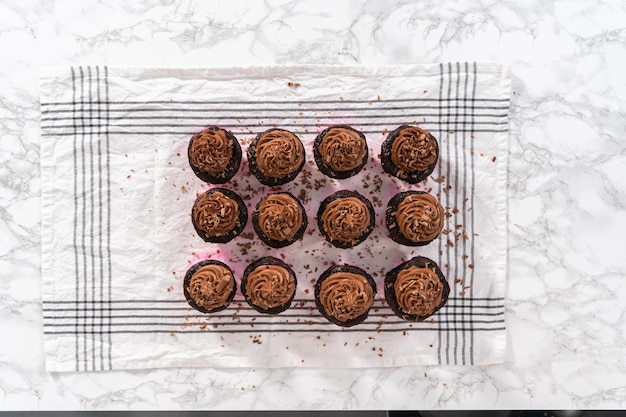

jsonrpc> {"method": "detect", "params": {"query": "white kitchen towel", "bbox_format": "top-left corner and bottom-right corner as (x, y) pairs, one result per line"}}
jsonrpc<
(40, 64), (510, 372)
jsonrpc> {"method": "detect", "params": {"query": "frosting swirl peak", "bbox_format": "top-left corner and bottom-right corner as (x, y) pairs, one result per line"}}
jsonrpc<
(391, 127), (437, 173)
(319, 272), (374, 322)
(394, 265), (443, 316)
(396, 193), (444, 243)
(246, 264), (296, 310)
(319, 127), (367, 172)
(188, 264), (234, 311)
(255, 130), (304, 178)
(193, 191), (240, 237)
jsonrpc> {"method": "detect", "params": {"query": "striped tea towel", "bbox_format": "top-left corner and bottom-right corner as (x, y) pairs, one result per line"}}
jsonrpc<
(40, 64), (510, 371)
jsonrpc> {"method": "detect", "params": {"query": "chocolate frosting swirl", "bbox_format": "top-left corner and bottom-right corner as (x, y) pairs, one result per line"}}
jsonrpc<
(189, 129), (233, 176)
(396, 193), (444, 242)
(255, 130), (304, 178)
(394, 265), (443, 316)
(246, 264), (296, 310)
(391, 127), (437, 172)
(322, 197), (370, 243)
(319, 272), (374, 322)
(188, 264), (234, 311)
(193, 191), (240, 237)
(256, 194), (303, 242)
(319, 128), (367, 172)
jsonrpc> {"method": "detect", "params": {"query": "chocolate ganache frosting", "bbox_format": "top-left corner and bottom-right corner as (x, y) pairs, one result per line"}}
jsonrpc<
(257, 194), (303, 242)
(188, 264), (234, 311)
(396, 193), (444, 243)
(189, 129), (233, 176)
(394, 265), (443, 316)
(246, 264), (296, 310)
(390, 126), (438, 173)
(193, 191), (240, 237)
(322, 197), (370, 244)
(319, 272), (374, 322)
(255, 130), (304, 178)
(319, 127), (367, 172)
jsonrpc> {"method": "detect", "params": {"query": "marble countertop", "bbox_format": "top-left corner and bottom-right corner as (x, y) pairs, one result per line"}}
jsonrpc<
(1, 0), (625, 410)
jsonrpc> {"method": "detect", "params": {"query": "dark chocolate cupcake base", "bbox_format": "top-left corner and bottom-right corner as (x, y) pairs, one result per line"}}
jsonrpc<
(241, 256), (297, 315)
(314, 264), (377, 327)
(381, 124), (438, 184)
(188, 126), (242, 184)
(183, 259), (237, 314)
(252, 192), (308, 248)
(386, 190), (441, 247)
(313, 125), (368, 179)
(191, 188), (248, 243)
(247, 128), (305, 186)
(317, 190), (375, 249)
(384, 256), (449, 322)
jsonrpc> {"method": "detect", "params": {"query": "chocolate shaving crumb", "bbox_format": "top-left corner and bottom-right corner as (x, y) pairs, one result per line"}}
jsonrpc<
(298, 188), (310, 204)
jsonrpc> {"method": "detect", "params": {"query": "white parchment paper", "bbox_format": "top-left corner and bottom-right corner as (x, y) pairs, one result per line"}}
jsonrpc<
(41, 64), (509, 371)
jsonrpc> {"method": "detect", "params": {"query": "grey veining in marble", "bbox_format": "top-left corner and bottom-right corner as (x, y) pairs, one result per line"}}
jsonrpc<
(1, 0), (626, 410)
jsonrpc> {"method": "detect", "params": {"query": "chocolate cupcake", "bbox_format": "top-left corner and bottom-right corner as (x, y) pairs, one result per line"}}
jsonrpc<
(241, 256), (297, 315)
(313, 125), (368, 179)
(252, 192), (307, 248)
(317, 190), (375, 249)
(191, 188), (248, 243)
(385, 256), (449, 321)
(386, 191), (444, 246)
(188, 127), (241, 184)
(381, 125), (439, 184)
(183, 259), (237, 314)
(315, 264), (376, 327)
(247, 128), (305, 186)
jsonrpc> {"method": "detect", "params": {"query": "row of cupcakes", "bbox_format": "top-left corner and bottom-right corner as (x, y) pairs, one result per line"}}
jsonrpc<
(191, 188), (445, 249)
(188, 124), (439, 185)
(184, 256), (449, 326)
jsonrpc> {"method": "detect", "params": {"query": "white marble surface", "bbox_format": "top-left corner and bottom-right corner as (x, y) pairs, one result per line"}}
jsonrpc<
(1, 0), (626, 410)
